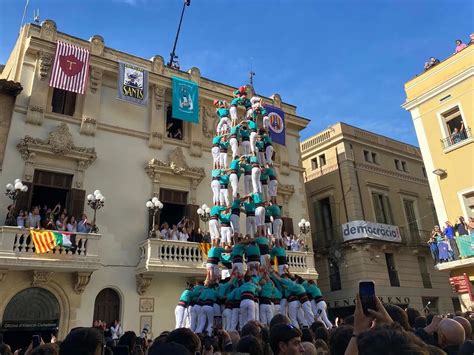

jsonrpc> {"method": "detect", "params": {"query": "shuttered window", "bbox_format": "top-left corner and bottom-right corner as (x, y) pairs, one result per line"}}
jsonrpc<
(372, 193), (393, 225)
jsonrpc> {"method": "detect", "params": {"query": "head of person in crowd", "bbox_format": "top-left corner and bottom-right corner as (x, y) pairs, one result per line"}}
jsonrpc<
(329, 325), (354, 355)
(384, 304), (412, 331)
(300, 328), (313, 343)
(313, 326), (329, 344)
(148, 342), (191, 355)
(236, 335), (264, 355)
(30, 343), (59, 355)
(438, 318), (465, 352)
(309, 320), (325, 334)
(314, 339), (329, 354)
(59, 327), (105, 355)
(270, 323), (304, 355)
(241, 321), (262, 340)
(0, 343), (12, 355)
(414, 316), (427, 329)
(454, 316), (472, 340)
(117, 331), (137, 352)
(165, 328), (201, 354)
(270, 314), (291, 330)
(357, 323), (427, 355)
(301, 341), (317, 355)
(406, 307), (422, 328)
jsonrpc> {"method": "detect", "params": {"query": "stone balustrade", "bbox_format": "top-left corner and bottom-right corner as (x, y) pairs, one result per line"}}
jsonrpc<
(0, 226), (102, 272)
(136, 238), (318, 278)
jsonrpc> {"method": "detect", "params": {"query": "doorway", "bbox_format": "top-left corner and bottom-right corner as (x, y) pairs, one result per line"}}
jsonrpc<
(93, 288), (121, 327)
(1, 287), (60, 352)
(30, 170), (73, 210)
(158, 189), (188, 227)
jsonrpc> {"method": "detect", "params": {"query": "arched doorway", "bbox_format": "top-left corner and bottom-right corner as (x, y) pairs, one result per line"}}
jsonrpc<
(1, 287), (60, 351)
(93, 288), (121, 327)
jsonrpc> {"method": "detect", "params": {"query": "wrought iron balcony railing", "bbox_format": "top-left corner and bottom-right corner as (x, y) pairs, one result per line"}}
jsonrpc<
(441, 128), (471, 149)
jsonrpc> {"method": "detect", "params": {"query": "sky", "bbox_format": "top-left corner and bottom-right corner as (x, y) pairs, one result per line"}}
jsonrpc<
(0, 0), (472, 146)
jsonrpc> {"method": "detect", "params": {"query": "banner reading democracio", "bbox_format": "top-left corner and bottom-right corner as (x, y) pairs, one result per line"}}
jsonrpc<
(342, 220), (402, 243)
(264, 105), (286, 145)
(172, 77), (199, 123)
(117, 61), (149, 106)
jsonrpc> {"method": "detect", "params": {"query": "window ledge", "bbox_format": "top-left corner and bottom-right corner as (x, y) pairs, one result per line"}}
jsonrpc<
(443, 137), (474, 154)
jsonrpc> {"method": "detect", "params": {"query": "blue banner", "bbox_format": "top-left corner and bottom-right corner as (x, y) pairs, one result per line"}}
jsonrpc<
(172, 77), (199, 123)
(264, 105), (285, 145)
(117, 61), (148, 106)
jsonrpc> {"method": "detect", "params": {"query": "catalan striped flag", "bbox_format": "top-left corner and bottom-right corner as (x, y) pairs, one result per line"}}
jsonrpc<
(49, 41), (90, 95)
(199, 242), (211, 261)
(30, 230), (73, 254)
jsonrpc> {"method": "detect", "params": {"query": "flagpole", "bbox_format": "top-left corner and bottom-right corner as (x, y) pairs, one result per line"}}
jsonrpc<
(167, 0), (191, 68)
(13, 0), (30, 81)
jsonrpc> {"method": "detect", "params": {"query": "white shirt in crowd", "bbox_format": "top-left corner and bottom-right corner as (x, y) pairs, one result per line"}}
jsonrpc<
(17, 216), (26, 227)
(285, 236), (291, 248)
(28, 213), (41, 229)
(66, 223), (77, 232)
(56, 219), (66, 231)
(160, 228), (170, 240)
(179, 232), (188, 241)
(290, 238), (300, 252)
(170, 229), (179, 241)
(110, 323), (122, 340)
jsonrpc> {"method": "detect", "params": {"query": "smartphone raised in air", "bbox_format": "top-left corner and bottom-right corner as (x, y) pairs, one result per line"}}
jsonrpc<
(359, 280), (376, 316)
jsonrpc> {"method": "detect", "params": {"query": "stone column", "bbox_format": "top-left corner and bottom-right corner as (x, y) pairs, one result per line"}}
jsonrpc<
(188, 67), (203, 157)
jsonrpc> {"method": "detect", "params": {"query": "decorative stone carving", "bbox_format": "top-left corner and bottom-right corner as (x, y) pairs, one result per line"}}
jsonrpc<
(40, 20), (57, 41)
(32, 271), (53, 286)
(0, 270), (7, 283)
(201, 105), (217, 138)
(190, 141), (203, 158)
(89, 35), (105, 56)
(89, 68), (103, 93)
(271, 93), (282, 108)
(25, 105), (45, 125)
(39, 53), (52, 81)
(154, 86), (166, 110)
(80, 116), (97, 136)
(73, 272), (92, 294)
(148, 131), (163, 150)
(151, 55), (165, 74)
(49, 123), (74, 154)
(136, 274), (152, 295)
(188, 67), (201, 84)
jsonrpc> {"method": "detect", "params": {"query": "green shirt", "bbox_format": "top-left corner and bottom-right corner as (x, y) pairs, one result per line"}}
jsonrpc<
(252, 192), (264, 205)
(242, 163), (252, 174)
(267, 167), (276, 178)
(260, 169), (268, 182)
(248, 120), (257, 131)
(198, 287), (218, 302)
(212, 135), (222, 145)
(212, 169), (221, 178)
(230, 125), (241, 138)
(227, 287), (241, 301)
(219, 211), (232, 224)
(303, 281), (323, 298)
(249, 155), (259, 165)
(241, 128), (250, 139)
(219, 141), (229, 151)
(244, 202), (256, 214)
(217, 282), (233, 300)
(229, 159), (241, 178)
(256, 140), (265, 152)
(217, 107), (230, 118)
(239, 281), (261, 296)
(208, 246), (225, 259)
(219, 174), (230, 186)
(211, 205), (225, 217)
(270, 246), (286, 258)
(245, 243), (261, 257)
(179, 289), (192, 303)
(260, 281), (274, 298)
(231, 243), (246, 258)
(263, 135), (272, 145)
(231, 198), (241, 212)
(267, 205), (281, 217)
(190, 285), (204, 302)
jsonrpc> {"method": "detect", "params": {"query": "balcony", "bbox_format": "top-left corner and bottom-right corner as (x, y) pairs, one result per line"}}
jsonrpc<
(0, 226), (102, 272)
(136, 239), (318, 278)
(441, 127), (472, 151)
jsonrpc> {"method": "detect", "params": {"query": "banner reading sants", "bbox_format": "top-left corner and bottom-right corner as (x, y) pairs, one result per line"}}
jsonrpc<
(342, 220), (402, 243)
(117, 61), (149, 106)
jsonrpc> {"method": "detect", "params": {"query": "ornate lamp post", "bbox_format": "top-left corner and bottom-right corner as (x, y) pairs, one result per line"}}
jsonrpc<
(146, 197), (163, 238)
(298, 218), (311, 252)
(87, 190), (105, 233)
(197, 204), (211, 224)
(4, 179), (28, 226)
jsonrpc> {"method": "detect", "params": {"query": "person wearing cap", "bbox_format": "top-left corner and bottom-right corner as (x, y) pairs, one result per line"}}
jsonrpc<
(269, 323), (304, 355)
(219, 171), (230, 207)
(214, 100), (231, 134)
(243, 195), (257, 238)
(211, 168), (221, 206)
(219, 207), (233, 247)
(239, 274), (261, 326)
(195, 281), (218, 335)
(267, 165), (278, 204)
(268, 202), (283, 240)
(209, 204), (224, 244)
(175, 283), (193, 329)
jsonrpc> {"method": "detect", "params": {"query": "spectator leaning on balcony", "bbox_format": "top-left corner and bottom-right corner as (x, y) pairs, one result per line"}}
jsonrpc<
(77, 214), (92, 233)
(456, 216), (469, 236)
(16, 210), (27, 227)
(428, 227), (441, 263)
(455, 39), (468, 53)
(443, 221), (459, 260)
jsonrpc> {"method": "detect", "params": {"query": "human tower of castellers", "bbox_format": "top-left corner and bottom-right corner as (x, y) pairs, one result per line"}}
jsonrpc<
(174, 86), (331, 334)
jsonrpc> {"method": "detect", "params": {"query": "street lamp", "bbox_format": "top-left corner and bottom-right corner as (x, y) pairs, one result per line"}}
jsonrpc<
(4, 179), (29, 226)
(146, 196), (163, 238)
(87, 189), (105, 233)
(298, 218), (311, 252)
(197, 204), (211, 224)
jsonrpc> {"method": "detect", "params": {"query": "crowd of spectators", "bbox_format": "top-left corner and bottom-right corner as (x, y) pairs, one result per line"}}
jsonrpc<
(427, 217), (474, 264)
(1, 298), (473, 355)
(423, 34), (473, 72)
(5, 203), (93, 233)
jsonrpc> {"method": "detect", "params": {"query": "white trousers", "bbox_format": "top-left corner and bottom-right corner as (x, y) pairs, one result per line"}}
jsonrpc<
(288, 300), (301, 328)
(258, 151), (265, 165)
(240, 299), (256, 327)
(175, 305), (187, 329)
(219, 188), (229, 206)
(263, 115), (269, 130)
(280, 299), (287, 316)
(212, 146), (220, 167)
(217, 117), (230, 134)
(232, 262), (244, 275)
(266, 222), (273, 237)
(196, 304), (214, 334)
(241, 140), (251, 156)
(244, 175), (252, 195)
(272, 219), (283, 239)
(250, 132), (257, 154)
(222, 307), (232, 331)
(246, 215), (257, 237)
(255, 206), (266, 226)
(269, 179), (278, 197)
(211, 180), (220, 205)
(230, 106), (238, 121)
(265, 145), (274, 165)
(260, 303), (273, 325)
(230, 138), (239, 159)
(231, 307), (240, 331)
(262, 183), (269, 202)
(209, 219), (220, 240)
(278, 264), (289, 275)
(229, 173), (239, 198)
(302, 300), (315, 327)
(220, 226), (232, 245)
(191, 304), (201, 332)
(313, 300), (332, 329)
(219, 152), (228, 169)
(252, 167), (262, 194)
(230, 214), (240, 234)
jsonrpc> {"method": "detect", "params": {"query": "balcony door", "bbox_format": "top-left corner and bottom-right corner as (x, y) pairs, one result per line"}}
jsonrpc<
(93, 288), (121, 327)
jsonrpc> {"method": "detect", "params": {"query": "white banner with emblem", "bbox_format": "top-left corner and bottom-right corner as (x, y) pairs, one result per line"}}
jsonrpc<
(342, 220), (402, 243)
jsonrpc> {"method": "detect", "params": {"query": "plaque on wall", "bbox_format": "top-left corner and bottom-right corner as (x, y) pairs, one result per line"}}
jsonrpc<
(139, 298), (154, 312)
(140, 315), (152, 334)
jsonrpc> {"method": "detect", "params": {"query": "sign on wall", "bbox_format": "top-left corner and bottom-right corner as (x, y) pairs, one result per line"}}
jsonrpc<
(117, 61), (149, 106)
(342, 220), (402, 243)
(172, 76), (199, 123)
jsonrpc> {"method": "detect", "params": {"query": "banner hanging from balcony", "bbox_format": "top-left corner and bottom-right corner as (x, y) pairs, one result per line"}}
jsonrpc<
(49, 41), (90, 95)
(264, 105), (286, 145)
(456, 234), (474, 257)
(117, 61), (149, 106)
(342, 220), (402, 243)
(31, 230), (72, 254)
(172, 77), (199, 123)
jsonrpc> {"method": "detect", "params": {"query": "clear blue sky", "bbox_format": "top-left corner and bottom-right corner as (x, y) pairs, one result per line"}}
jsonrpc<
(1, 0), (472, 145)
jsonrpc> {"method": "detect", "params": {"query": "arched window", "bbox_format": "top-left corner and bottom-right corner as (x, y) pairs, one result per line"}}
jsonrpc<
(93, 288), (121, 327)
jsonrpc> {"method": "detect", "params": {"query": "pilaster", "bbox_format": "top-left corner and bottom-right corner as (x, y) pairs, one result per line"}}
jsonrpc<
(148, 85), (166, 149)
(189, 67), (203, 157)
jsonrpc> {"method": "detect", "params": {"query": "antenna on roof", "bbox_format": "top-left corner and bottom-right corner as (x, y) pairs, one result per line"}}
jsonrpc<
(249, 58), (256, 87)
(33, 9), (40, 24)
